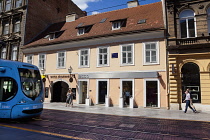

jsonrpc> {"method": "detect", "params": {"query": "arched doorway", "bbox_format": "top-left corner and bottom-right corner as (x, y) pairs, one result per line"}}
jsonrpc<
(52, 81), (69, 102)
(181, 62), (201, 103)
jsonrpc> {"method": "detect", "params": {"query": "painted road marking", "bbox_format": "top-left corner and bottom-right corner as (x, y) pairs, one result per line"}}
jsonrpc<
(0, 124), (91, 140)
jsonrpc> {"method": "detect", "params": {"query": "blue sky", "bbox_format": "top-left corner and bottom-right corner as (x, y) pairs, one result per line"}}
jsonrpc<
(72, 0), (161, 15)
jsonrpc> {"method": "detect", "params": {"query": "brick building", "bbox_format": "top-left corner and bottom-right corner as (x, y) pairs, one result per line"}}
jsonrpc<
(165, 0), (210, 111)
(0, 0), (85, 61)
(22, 1), (168, 109)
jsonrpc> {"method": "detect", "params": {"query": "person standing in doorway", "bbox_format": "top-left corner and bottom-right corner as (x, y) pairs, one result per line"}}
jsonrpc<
(183, 88), (196, 113)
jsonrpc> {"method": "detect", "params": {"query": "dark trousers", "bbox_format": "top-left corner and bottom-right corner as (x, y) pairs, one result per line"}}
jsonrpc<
(185, 100), (195, 113)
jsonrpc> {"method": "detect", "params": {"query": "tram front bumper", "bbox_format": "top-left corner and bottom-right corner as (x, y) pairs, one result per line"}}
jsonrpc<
(11, 103), (43, 119)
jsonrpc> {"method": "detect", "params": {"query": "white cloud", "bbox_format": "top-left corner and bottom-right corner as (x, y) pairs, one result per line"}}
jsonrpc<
(92, 11), (100, 15)
(72, 0), (101, 10)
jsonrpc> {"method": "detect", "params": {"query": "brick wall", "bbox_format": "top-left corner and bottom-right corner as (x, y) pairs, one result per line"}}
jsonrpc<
(24, 0), (85, 45)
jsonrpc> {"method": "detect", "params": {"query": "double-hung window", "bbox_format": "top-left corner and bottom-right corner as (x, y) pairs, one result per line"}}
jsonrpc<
(98, 46), (109, 67)
(179, 9), (196, 38)
(13, 19), (20, 33)
(15, 0), (22, 8)
(57, 51), (66, 68)
(0, 2), (2, 12)
(1, 47), (6, 59)
(26, 55), (33, 64)
(5, 0), (11, 11)
(207, 7), (210, 35)
(79, 49), (89, 67)
(121, 44), (134, 65)
(11, 45), (18, 61)
(3, 21), (9, 35)
(38, 54), (46, 70)
(143, 42), (159, 65)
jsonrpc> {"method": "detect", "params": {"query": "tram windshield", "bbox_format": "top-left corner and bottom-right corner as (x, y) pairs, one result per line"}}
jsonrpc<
(18, 68), (42, 99)
(0, 77), (18, 101)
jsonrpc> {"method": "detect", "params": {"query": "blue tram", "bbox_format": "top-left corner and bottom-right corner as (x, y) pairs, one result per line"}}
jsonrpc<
(0, 59), (44, 119)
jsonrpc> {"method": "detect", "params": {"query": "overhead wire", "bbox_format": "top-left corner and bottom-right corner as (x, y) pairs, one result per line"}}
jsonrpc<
(86, 0), (159, 14)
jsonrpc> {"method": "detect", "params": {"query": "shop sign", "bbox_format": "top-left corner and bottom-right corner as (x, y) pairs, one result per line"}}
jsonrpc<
(79, 75), (89, 79)
(50, 75), (70, 79)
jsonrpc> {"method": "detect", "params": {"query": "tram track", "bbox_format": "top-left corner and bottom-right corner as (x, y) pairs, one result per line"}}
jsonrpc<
(1, 109), (210, 139)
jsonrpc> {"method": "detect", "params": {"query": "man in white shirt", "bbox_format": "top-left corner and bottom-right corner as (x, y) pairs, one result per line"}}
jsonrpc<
(183, 88), (196, 113)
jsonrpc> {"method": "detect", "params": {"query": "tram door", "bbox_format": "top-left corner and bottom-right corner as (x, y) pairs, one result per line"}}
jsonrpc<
(79, 81), (88, 104)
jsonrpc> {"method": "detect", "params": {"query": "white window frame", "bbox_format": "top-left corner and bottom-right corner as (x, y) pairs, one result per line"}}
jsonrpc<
(97, 46), (109, 67)
(78, 28), (85, 35)
(26, 54), (33, 64)
(120, 79), (135, 99)
(79, 48), (90, 68)
(143, 41), (159, 65)
(112, 21), (121, 30)
(1, 47), (6, 59)
(11, 45), (18, 61)
(207, 7), (210, 35)
(57, 51), (66, 69)
(38, 53), (46, 70)
(120, 43), (134, 66)
(5, 0), (11, 11)
(144, 79), (160, 108)
(179, 9), (197, 38)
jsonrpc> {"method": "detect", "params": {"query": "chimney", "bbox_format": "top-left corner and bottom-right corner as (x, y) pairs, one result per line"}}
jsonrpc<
(127, 0), (139, 8)
(66, 12), (78, 22)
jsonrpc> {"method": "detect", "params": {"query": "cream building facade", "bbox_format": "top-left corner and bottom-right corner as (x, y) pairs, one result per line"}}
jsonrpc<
(22, 2), (168, 109)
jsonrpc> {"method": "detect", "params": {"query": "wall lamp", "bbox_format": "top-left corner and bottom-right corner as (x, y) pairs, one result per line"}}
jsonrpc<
(41, 68), (47, 82)
(68, 66), (75, 83)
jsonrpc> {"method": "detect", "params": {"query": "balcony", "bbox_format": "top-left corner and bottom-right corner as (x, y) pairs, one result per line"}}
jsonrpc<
(167, 36), (210, 50)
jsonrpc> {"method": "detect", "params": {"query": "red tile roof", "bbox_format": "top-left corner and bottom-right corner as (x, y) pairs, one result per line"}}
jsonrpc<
(23, 2), (164, 48)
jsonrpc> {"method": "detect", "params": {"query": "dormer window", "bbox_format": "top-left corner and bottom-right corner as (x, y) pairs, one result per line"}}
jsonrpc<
(49, 33), (55, 40)
(44, 30), (65, 40)
(78, 28), (85, 35)
(76, 24), (93, 36)
(110, 18), (127, 30)
(112, 21), (121, 30)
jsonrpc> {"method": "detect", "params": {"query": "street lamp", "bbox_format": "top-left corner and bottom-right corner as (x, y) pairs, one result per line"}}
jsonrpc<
(68, 66), (75, 83)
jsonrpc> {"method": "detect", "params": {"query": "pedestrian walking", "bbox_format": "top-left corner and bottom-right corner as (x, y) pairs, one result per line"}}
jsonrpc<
(66, 88), (73, 107)
(183, 88), (196, 113)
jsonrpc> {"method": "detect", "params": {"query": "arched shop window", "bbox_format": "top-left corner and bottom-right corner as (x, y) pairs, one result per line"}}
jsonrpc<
(179, 9), (196, 38)
(181, 62), (201, 103)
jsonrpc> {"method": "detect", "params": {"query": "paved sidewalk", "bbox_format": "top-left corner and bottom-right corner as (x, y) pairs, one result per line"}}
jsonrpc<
(43, 102), (210, 122)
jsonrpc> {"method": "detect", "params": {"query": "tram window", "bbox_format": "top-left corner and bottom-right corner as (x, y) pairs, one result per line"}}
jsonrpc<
(18, 68), (42, 99)
(0, 77), (17, 101)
